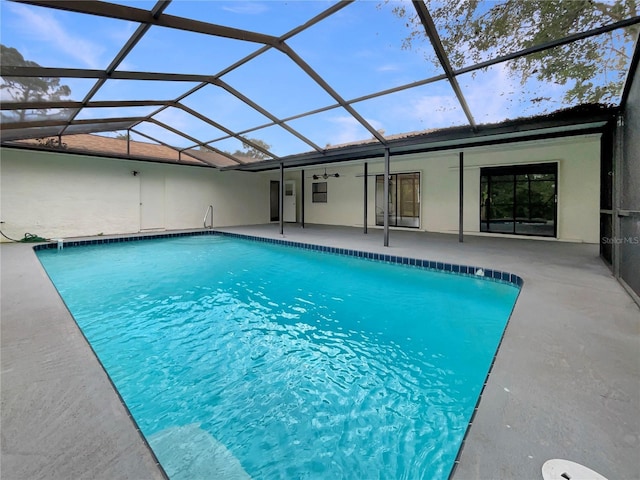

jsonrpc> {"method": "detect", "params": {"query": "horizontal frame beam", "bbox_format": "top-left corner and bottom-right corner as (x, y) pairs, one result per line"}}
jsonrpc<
(1, 116), (143, 130)
(0, 100), (174, 110)
(14, 0), (280, 46)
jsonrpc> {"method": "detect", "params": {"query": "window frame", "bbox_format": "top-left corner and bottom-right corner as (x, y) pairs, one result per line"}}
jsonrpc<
(375, 171), (421, 229)
(480, 162), (558, 237)
(312, 181), (327, 203)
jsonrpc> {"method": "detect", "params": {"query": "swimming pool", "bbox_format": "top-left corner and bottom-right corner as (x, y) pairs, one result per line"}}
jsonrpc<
(37, 234), (520, 479)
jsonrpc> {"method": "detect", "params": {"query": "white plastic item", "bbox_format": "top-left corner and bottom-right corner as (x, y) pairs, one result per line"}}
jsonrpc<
(542, 459), (608, 480)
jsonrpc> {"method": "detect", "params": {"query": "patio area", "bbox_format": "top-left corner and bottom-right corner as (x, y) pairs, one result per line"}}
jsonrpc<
(1, 224), (639, 479)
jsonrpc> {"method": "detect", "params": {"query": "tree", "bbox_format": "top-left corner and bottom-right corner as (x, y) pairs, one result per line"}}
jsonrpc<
(387, 0), (639, 105)
(199, 138), (272, 160)
(0, 44), (72, 122)
(231, 138), (271, 159)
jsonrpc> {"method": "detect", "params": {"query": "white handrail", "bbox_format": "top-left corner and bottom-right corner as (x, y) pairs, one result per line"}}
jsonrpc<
(203, 205), (213, 229)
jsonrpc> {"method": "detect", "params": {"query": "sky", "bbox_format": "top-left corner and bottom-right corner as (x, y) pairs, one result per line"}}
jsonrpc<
(1, 0), (637, 158)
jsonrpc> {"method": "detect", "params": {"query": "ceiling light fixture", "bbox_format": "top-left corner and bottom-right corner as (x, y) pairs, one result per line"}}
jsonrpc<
(312, 168), (340, 180)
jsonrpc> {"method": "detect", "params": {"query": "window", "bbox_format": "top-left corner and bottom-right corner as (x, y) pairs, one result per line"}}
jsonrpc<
(375, 172), (420, 228)
(312, 182), (327, 203)
(480, 163), (557, 237)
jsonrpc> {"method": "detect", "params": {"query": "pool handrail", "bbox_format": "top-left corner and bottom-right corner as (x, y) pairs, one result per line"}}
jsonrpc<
(203, 205), (213, 229)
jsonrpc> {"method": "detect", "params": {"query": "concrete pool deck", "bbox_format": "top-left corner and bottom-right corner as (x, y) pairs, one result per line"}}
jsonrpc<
(1, 224), (639, 479)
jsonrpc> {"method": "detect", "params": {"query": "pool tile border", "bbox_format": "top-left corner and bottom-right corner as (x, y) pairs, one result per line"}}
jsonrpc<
(34, 230), (523, 289)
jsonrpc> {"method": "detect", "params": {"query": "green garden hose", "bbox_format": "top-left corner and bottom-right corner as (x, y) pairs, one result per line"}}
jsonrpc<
(0, 228), (50, 243)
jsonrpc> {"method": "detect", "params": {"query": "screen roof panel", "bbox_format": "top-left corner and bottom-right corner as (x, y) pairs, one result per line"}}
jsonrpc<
(75, 106), (160, 121)
(204, 136), (275, 162)
(132, 120), (196, 148)
(0, 2), (136, 70)
(220, 48), (338, 119)
(1, 0), (637, 169)
(164, 1), (332, 37)
(182, 147), (243, 168)
(90, 79), (201, 102)
(287, 1), (444, 100)
(237, 123), (317, 157)
(1, 108), (75, 124)
(116, 25), (259, 76)
(285, 106), (378, 151)
(351, 80), (469, 138)
(1, 125), (68, 142)
(458, 27), (639, 123)
(151, 106), (229, 143)
(179, 84), (272, 134)
(429, 0), (640, 70)
(61, 121), (142, 136)
(0, 77), (100, 104)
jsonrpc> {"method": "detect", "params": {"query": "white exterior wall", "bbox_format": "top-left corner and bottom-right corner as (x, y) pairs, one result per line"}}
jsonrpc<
(0, 148), (269, 242)
(0, 134), (601, 244)
(297, 135), (601, 243)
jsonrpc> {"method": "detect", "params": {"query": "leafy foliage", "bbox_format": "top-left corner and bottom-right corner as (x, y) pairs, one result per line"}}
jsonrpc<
(36, 137), (67, 150)
(1, 45), (72, 122)
(231, 138), (271, 159)
(199, 138), (272, 160)
(388, 0), (639, 105)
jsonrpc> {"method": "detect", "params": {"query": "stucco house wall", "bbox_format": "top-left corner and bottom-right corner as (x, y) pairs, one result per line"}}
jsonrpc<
(0, 148), (269, 242)
(291, 134), (600, 243)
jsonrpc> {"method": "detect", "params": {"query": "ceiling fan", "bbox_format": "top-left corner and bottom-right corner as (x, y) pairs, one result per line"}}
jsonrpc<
(312, 168), (340, 180)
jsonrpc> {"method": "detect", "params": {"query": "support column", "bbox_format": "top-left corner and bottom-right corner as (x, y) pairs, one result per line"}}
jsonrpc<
(613, 114), (623, 277)
(459, 151), (464, 243)
(301, 169), (305, 229)
(279, 163), (284, 236)
(384, 148), (390, 247)
(363, 162), (368, 234)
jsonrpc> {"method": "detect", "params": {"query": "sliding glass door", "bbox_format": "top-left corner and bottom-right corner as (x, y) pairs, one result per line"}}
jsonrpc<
(375, 172), (420, 228)
(480, 163), (557, 237)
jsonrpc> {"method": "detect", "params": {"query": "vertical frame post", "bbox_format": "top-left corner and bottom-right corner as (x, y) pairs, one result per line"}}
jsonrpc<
(613, 114), (624, 277)
(384, 148), (390, 247)
(301, 169), (305, 229)
(363, 162), (368, 234)
(459, 151), (464, 243)
(279, 163), (284, 236)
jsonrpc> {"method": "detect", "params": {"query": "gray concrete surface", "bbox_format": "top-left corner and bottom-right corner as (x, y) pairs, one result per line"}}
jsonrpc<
(2, 224), (639, 479)
(1, 242), (166, 480)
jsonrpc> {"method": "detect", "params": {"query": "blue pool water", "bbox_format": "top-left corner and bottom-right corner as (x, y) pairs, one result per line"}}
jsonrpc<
(37, 235), (519, 479)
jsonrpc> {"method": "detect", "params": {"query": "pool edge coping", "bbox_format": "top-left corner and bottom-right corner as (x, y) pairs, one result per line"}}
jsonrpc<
(33, 228), (525, 480)
(34, 230), (524, 290)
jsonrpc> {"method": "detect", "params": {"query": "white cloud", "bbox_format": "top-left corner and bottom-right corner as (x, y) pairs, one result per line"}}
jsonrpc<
(222, 3), (269, 15)
(106, 21), (137, 50)
(408, 94), (466, 126)
(459, 63), (519, 123)
(327, 115), (380, 145)
(7, 3), (105, 69)
(154, 107), (194, 132)
(376, 64), (400, 72)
